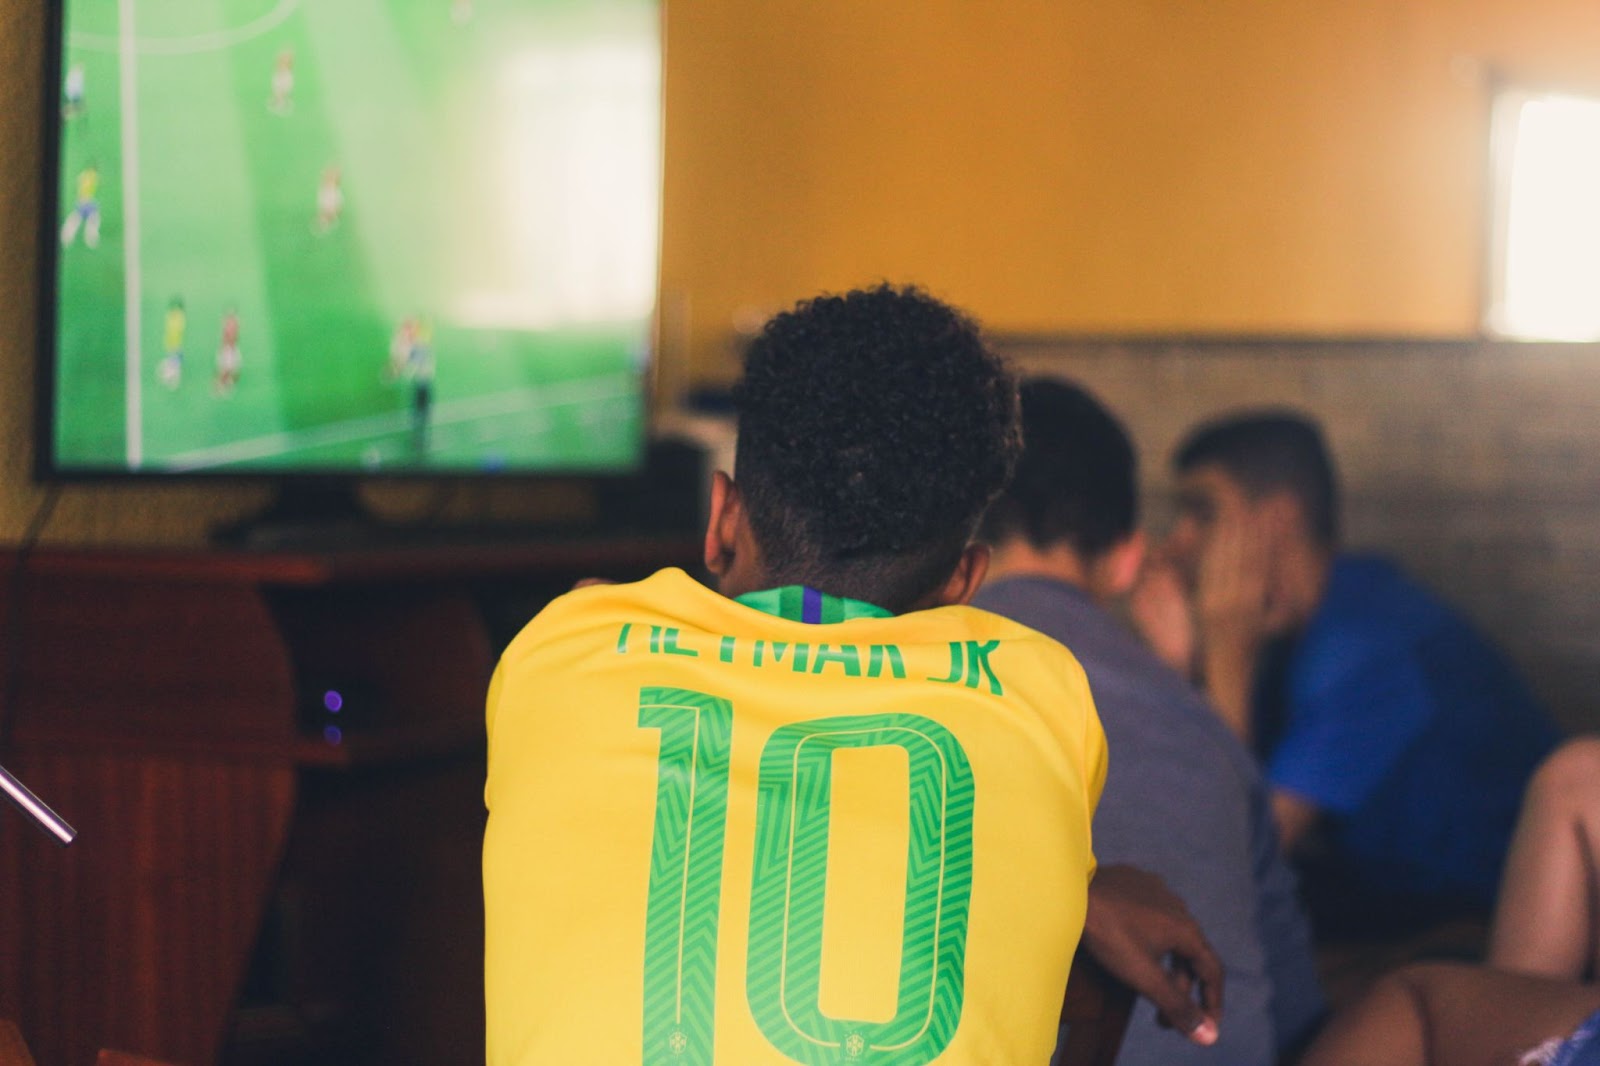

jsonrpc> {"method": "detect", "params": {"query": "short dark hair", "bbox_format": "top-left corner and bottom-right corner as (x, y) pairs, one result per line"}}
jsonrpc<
(733, 284), (1021, 612)
(979, 378), (1138, 560)
(1174, 411), (1340, 545)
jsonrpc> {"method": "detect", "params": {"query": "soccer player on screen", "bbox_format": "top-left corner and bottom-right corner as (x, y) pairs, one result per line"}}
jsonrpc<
(313, 165), (343, 234)
(59, 163), (101, 249)
(159, 297), (186, 389)
(214, 309), (241, 395)
(268, 49), (295, 115)
(404, 318), (436, 452)
(386, 317), (418, 382)
(483, 285), (1110, 1064)
(62, 62), (86, 120)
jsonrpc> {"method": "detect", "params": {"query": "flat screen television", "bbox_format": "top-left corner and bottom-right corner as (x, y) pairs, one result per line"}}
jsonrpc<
(38, 0), (661, 491)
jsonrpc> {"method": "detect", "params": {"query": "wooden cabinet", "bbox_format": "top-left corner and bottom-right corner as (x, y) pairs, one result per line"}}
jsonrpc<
(0, 539), (698, 1066)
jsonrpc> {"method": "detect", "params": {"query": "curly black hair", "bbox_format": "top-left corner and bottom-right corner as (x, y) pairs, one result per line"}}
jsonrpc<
(979, 378), (1139, 560)
(733, 284), (1021, 612)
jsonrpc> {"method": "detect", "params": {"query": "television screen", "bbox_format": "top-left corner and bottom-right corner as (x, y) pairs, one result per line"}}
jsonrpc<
(42, 0), (660, 477)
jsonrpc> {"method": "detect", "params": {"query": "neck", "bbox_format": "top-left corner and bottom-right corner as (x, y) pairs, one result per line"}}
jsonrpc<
(984, 540), (1090, 590)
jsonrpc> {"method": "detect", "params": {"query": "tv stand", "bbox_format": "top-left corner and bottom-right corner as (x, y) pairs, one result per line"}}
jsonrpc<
(209, 480), (379, 550)
(206, 437), (710, 552)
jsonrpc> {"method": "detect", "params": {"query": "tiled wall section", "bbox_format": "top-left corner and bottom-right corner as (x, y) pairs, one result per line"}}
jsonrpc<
(997, 337), (1600, 735)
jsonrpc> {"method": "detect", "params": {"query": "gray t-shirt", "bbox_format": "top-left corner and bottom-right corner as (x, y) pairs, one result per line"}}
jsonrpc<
(974, 576), (1324, 1066)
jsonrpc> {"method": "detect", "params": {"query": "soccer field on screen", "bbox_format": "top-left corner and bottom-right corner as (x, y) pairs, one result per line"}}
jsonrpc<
(52, 0), (659, 474)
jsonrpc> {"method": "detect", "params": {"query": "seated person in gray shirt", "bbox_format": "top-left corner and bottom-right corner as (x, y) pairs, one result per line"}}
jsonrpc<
(973, 378), (1325, 1066)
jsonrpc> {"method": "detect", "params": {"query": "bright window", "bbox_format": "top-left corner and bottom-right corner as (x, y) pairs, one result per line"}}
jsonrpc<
(1487, 89), (1600, 340)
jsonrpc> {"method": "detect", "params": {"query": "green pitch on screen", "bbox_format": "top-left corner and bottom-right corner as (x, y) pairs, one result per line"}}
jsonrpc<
(53, 0), (659, 473)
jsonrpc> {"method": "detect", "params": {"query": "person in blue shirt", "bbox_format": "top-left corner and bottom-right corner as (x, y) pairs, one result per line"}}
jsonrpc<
(1133, 411), (1562, 933)
(977, 381), (1324, 1064)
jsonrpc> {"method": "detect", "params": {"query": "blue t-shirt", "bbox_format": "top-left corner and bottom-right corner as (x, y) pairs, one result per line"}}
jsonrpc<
(1262, 555), (1561, 905)
(977, 576), (1324, 1066)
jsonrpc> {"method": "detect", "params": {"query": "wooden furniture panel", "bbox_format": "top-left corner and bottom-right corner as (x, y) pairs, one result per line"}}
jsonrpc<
(0, 540), (698, 1066)
(98, 1052), (181, 1066)
(11, 576), (294, 752)
(0, 1018), (182, 1066)
(0, 754), (293, 1066)
(0, 1019), (36, 1066)
(0, 562), (301, 1066)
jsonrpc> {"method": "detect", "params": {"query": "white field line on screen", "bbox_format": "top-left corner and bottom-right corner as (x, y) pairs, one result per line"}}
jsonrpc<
(119, 0), (143, 468)
(161, 374), (636, 471)
(70, 0), (302, 57)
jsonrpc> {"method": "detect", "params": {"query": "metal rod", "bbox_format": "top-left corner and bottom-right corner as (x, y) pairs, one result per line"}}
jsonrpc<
(0, 762), (76, 846)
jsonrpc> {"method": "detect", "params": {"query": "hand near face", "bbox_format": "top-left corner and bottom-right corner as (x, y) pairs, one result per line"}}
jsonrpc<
(1162, 463), (1275, 662)
(1191, 507), (1277, 741)
(1194, 506), (1274, 653)
(1127, 545), (1197, 677)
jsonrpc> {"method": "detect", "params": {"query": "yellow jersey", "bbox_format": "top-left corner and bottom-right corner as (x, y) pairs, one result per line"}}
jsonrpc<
(484, 568), (1106, 1066)
(164, 308), (186, 353)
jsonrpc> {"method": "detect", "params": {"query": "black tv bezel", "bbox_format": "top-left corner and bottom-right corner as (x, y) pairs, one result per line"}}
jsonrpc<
(33, 0), (659, 487)
(34, 0), (67, 485)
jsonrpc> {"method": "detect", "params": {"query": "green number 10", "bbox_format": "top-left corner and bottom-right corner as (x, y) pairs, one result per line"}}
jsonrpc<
(638, 686), (975, 1066)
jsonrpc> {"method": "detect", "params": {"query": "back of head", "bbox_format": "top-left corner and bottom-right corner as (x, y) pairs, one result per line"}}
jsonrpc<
(979, 378), (1138, 561)
(733, 284), (1021, 613)
(1174, 410), (1340, 545)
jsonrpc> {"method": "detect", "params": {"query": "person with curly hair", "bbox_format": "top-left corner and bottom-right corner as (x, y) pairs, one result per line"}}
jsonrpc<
(483, 285), (1188, 1065)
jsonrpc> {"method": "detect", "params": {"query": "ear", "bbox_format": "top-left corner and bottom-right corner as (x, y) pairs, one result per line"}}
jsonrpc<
(703, 470), (742, 578)
(929, 543), (992, 608)
(1093, 530), (1147, 599)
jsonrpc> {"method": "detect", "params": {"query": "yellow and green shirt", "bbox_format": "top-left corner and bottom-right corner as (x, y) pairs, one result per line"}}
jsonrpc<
(163, 307), (186, 354)
(484, 567), (1106, 1066)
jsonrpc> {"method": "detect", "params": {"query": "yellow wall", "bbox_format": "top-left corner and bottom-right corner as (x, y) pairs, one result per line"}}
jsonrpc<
(4, 0), (1600, 541)
(661, 0), (1600, 377)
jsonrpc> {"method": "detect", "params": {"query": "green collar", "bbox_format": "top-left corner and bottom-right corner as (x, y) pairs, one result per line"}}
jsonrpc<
(734, 585), (894, 623)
